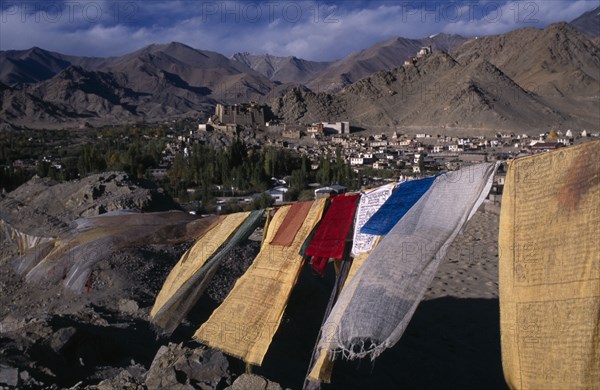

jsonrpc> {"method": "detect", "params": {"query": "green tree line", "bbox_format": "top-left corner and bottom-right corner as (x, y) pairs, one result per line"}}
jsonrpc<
(2, 130), (360, 207)
(166, 140), (360, 206)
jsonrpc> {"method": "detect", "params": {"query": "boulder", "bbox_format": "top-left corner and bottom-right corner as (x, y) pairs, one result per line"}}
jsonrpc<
(0, 364), (19, 387)
(145, 343), (230, 390)
(97, 369), (145, 390)
(49, 327), (78, 353)
(225, 374), (283, 390)
(117, 299), (139, 315)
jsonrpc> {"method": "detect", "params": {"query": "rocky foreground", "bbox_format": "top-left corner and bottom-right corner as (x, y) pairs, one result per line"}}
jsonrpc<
(0, 173), (506, 389)
(0, 173), (276, 389)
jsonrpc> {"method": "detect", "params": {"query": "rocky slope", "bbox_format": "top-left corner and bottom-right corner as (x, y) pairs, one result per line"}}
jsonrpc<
(271, 50), (584, 133)
(231, 52), (332, 85)
(0, 172), (178, 237)
(0, 43), (277, 128)
(306, 33), (468, 93)
(269, 23), (600, 133)
(0, 82), (75, 125)
(0, 231), (270, 389)
(452, 23), (600, 97)
(0, 47), (104, 86)
(102, 43), (275, 102)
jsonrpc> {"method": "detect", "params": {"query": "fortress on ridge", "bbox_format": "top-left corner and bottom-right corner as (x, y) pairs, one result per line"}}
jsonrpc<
(214, 103), (266, 128)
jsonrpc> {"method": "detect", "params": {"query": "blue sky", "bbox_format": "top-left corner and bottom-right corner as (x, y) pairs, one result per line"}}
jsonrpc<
(0, 0), (598, 60)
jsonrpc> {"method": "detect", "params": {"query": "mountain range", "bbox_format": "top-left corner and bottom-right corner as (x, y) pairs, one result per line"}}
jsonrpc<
(0, 6), (598, 134)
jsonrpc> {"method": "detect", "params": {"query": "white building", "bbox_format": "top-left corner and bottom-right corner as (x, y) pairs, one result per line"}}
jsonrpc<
(370, 140), (388, 147)
(373, 161), (389, 170)
(558, 138), (572, 146)
(350, 156), (365, 166)
(313, 121), (351, 134)
(417, 45), (432, 57)
(266, 186), (288, 203)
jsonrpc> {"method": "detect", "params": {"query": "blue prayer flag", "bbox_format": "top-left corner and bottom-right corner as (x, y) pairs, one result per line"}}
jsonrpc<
(360, 176), (436, 235)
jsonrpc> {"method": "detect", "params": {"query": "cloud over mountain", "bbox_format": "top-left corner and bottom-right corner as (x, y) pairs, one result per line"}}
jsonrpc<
(1, 1), (598, 60)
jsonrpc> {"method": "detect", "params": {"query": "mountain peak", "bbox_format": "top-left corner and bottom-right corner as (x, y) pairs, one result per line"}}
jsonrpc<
(546, 21), (576, 33)
(135, 42), (198, 57)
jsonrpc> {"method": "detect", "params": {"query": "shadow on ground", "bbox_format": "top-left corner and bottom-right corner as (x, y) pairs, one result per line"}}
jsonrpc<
(253, 262), (507, 390)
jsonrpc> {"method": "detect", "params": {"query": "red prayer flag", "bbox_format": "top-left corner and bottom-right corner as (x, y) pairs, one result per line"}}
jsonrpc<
(270, 201), (314, 246)
(310, 257), (329, 277)
(305, 194), (359, 260)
